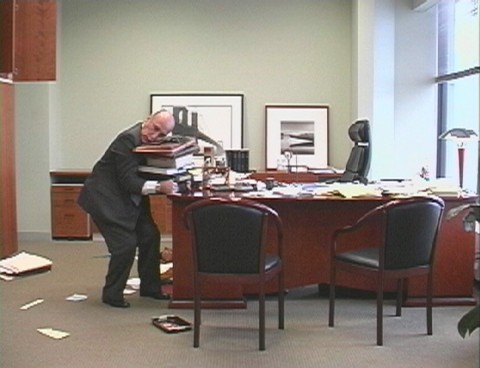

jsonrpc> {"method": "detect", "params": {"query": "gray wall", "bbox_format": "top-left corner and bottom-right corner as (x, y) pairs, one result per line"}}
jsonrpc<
(56, 0), (353, 170)
(15, 0), (438, 239)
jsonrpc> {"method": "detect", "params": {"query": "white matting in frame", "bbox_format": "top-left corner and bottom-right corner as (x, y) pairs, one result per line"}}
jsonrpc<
(265, 105), (329, 169)
(150, 93), (244, 151)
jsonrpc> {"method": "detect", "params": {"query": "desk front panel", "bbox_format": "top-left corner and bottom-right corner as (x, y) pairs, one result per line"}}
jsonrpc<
(169, 194), (475, 308)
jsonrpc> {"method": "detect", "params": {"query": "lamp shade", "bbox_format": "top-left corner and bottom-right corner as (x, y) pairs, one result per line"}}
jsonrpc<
(439, 128), (478, 141)
(439, 128), (478, 188)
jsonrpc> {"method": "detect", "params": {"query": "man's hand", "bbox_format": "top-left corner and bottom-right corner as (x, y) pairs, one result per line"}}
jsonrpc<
(156, 180), (178, 194)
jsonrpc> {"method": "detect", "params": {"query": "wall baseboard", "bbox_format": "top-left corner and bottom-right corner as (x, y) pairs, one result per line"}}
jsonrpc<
(18, 232), (51, 242)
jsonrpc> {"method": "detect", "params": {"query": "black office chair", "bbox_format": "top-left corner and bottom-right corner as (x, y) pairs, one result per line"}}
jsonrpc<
(328, 196), (445, 346)
(183, 197), (285, 351)
(338, 119), (371, 184)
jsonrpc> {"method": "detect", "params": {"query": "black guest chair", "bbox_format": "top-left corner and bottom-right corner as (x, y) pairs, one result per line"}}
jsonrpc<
(183, 197), (285, 351)
(328, 196), (445, 346)
(338, 119), (371, 184)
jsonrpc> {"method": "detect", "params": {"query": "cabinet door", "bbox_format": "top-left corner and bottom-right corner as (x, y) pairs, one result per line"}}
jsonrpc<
(0, 0), (56, 81)
(0, 81), (17, 257)
(14, 0), (56, 81)
(0, 1), (14, 76)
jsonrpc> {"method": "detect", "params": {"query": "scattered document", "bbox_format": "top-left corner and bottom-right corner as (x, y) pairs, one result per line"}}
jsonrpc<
(20, 298), (44, 310)
(126, 277), (140, 290)
(37, 327), (70, 340)
(0, 274), (14, 281)
(160, 263), (173, 274)
(124, 278), (140, 294)
(0, 251), (52, 275)
(65, 293), (88, 302)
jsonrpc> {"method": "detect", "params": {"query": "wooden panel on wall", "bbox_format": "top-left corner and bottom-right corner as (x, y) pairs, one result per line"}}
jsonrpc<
(0, 0), (14, 76)
(0, 81), (18, 257)
(14, 0), (56, 81)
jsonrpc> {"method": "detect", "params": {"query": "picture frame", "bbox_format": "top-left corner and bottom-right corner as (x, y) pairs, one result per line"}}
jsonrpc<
(265, 105), (329, 170)
(150, 93), (244, 154)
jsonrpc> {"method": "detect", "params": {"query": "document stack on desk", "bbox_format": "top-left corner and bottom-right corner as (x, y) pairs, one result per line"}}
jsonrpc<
(424, 178), (462, 196)
(327, 183), (383, 198)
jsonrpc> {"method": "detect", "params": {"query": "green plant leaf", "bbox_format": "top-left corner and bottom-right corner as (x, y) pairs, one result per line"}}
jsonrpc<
(457, 305), (480, 338)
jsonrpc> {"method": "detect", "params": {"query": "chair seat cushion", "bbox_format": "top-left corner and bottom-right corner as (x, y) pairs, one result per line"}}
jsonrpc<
(335, 248), (379, 268)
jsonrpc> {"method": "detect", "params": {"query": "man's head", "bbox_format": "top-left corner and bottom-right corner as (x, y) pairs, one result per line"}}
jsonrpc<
(141, 110), (175, 144)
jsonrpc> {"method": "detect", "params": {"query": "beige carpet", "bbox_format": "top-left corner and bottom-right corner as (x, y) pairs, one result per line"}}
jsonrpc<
(1, 240), (478, 368)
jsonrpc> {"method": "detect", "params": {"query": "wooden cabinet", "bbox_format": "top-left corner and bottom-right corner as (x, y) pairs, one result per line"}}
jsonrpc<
(0, 81), (17, 257)
(51, 185), (91, 239)
(49, 170), (174, 239)
(50, 171), (91, 240)
(0, 0), (56, 81)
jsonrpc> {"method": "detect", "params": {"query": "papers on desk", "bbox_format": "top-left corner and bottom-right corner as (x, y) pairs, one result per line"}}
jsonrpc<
(425, 178), (461, 196)
(245, 182), (383, 199)
(327, 183), (382, 198)
(242, 179), (462, 200)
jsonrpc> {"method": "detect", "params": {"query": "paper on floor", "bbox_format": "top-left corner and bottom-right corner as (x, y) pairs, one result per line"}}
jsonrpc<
(20, 298), (44, 310)
(37, 327), (70, 340)
(65, 293), (88, 301)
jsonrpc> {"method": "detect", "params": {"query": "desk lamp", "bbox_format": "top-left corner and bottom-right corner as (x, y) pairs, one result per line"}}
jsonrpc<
(439, 128), (478, 188)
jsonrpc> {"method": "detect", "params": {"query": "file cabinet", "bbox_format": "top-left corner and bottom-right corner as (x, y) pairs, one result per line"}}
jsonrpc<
(51, 184), (91, 239)
(49, 170), (173, 239)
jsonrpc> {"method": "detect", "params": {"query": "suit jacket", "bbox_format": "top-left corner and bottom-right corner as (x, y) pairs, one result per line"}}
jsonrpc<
(78, 123), (148, 231)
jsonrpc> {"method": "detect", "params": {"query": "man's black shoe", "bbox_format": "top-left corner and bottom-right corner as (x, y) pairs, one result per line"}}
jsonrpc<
(103, 299), (130, 308)
(139, 291), (170, 300)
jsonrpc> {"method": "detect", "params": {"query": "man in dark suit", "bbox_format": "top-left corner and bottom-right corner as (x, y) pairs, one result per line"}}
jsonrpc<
(78, 110), (178, 308)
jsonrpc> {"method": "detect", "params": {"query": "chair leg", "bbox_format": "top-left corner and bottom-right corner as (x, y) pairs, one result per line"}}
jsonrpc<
(259, 289), (266, 351)
(427, 272), (433, 335)
(278, 270), (285, 330)
(396, 279), (403, 317)
(193, 281), (201, 348)
(377, 277), (384, 346)
(328, 261), (336, 327)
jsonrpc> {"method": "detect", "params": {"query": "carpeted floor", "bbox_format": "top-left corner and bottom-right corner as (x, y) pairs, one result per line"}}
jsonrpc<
(1, 240), (478, 368)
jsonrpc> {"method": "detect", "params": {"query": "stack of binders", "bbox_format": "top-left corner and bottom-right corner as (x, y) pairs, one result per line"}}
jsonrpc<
(225, 149), (249, 173)
(134, 135), (199, 175)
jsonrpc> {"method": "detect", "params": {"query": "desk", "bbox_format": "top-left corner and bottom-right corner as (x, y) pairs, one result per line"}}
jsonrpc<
(168, 192), (476, 309)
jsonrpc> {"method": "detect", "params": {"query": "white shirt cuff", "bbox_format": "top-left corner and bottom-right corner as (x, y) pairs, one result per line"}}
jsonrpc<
(142, 180), (158, 195)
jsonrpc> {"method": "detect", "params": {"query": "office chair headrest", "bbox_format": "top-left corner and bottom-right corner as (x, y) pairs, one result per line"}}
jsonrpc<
(348, 120), (370, 143)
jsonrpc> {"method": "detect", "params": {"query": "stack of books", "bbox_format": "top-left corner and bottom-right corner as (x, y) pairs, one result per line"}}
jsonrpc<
(134, 135), (199, 175)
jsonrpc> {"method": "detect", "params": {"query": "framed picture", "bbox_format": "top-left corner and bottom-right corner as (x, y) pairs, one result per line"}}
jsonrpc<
(265, 105), (329, 169)
(150, 93), (244, 154)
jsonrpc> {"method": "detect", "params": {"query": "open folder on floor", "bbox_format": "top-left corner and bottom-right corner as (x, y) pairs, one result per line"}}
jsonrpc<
(0, 251), (52, 276)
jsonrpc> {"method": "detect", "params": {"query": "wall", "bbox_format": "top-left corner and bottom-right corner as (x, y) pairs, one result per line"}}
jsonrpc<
(15, 83), (52, 240)
(14, 0), (438, 239)
(55, 0), (353, 170)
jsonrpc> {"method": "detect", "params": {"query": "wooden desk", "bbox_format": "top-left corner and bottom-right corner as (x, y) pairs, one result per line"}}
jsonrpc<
(250, 170), (340, 183)
(168, 192), (476, 309)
